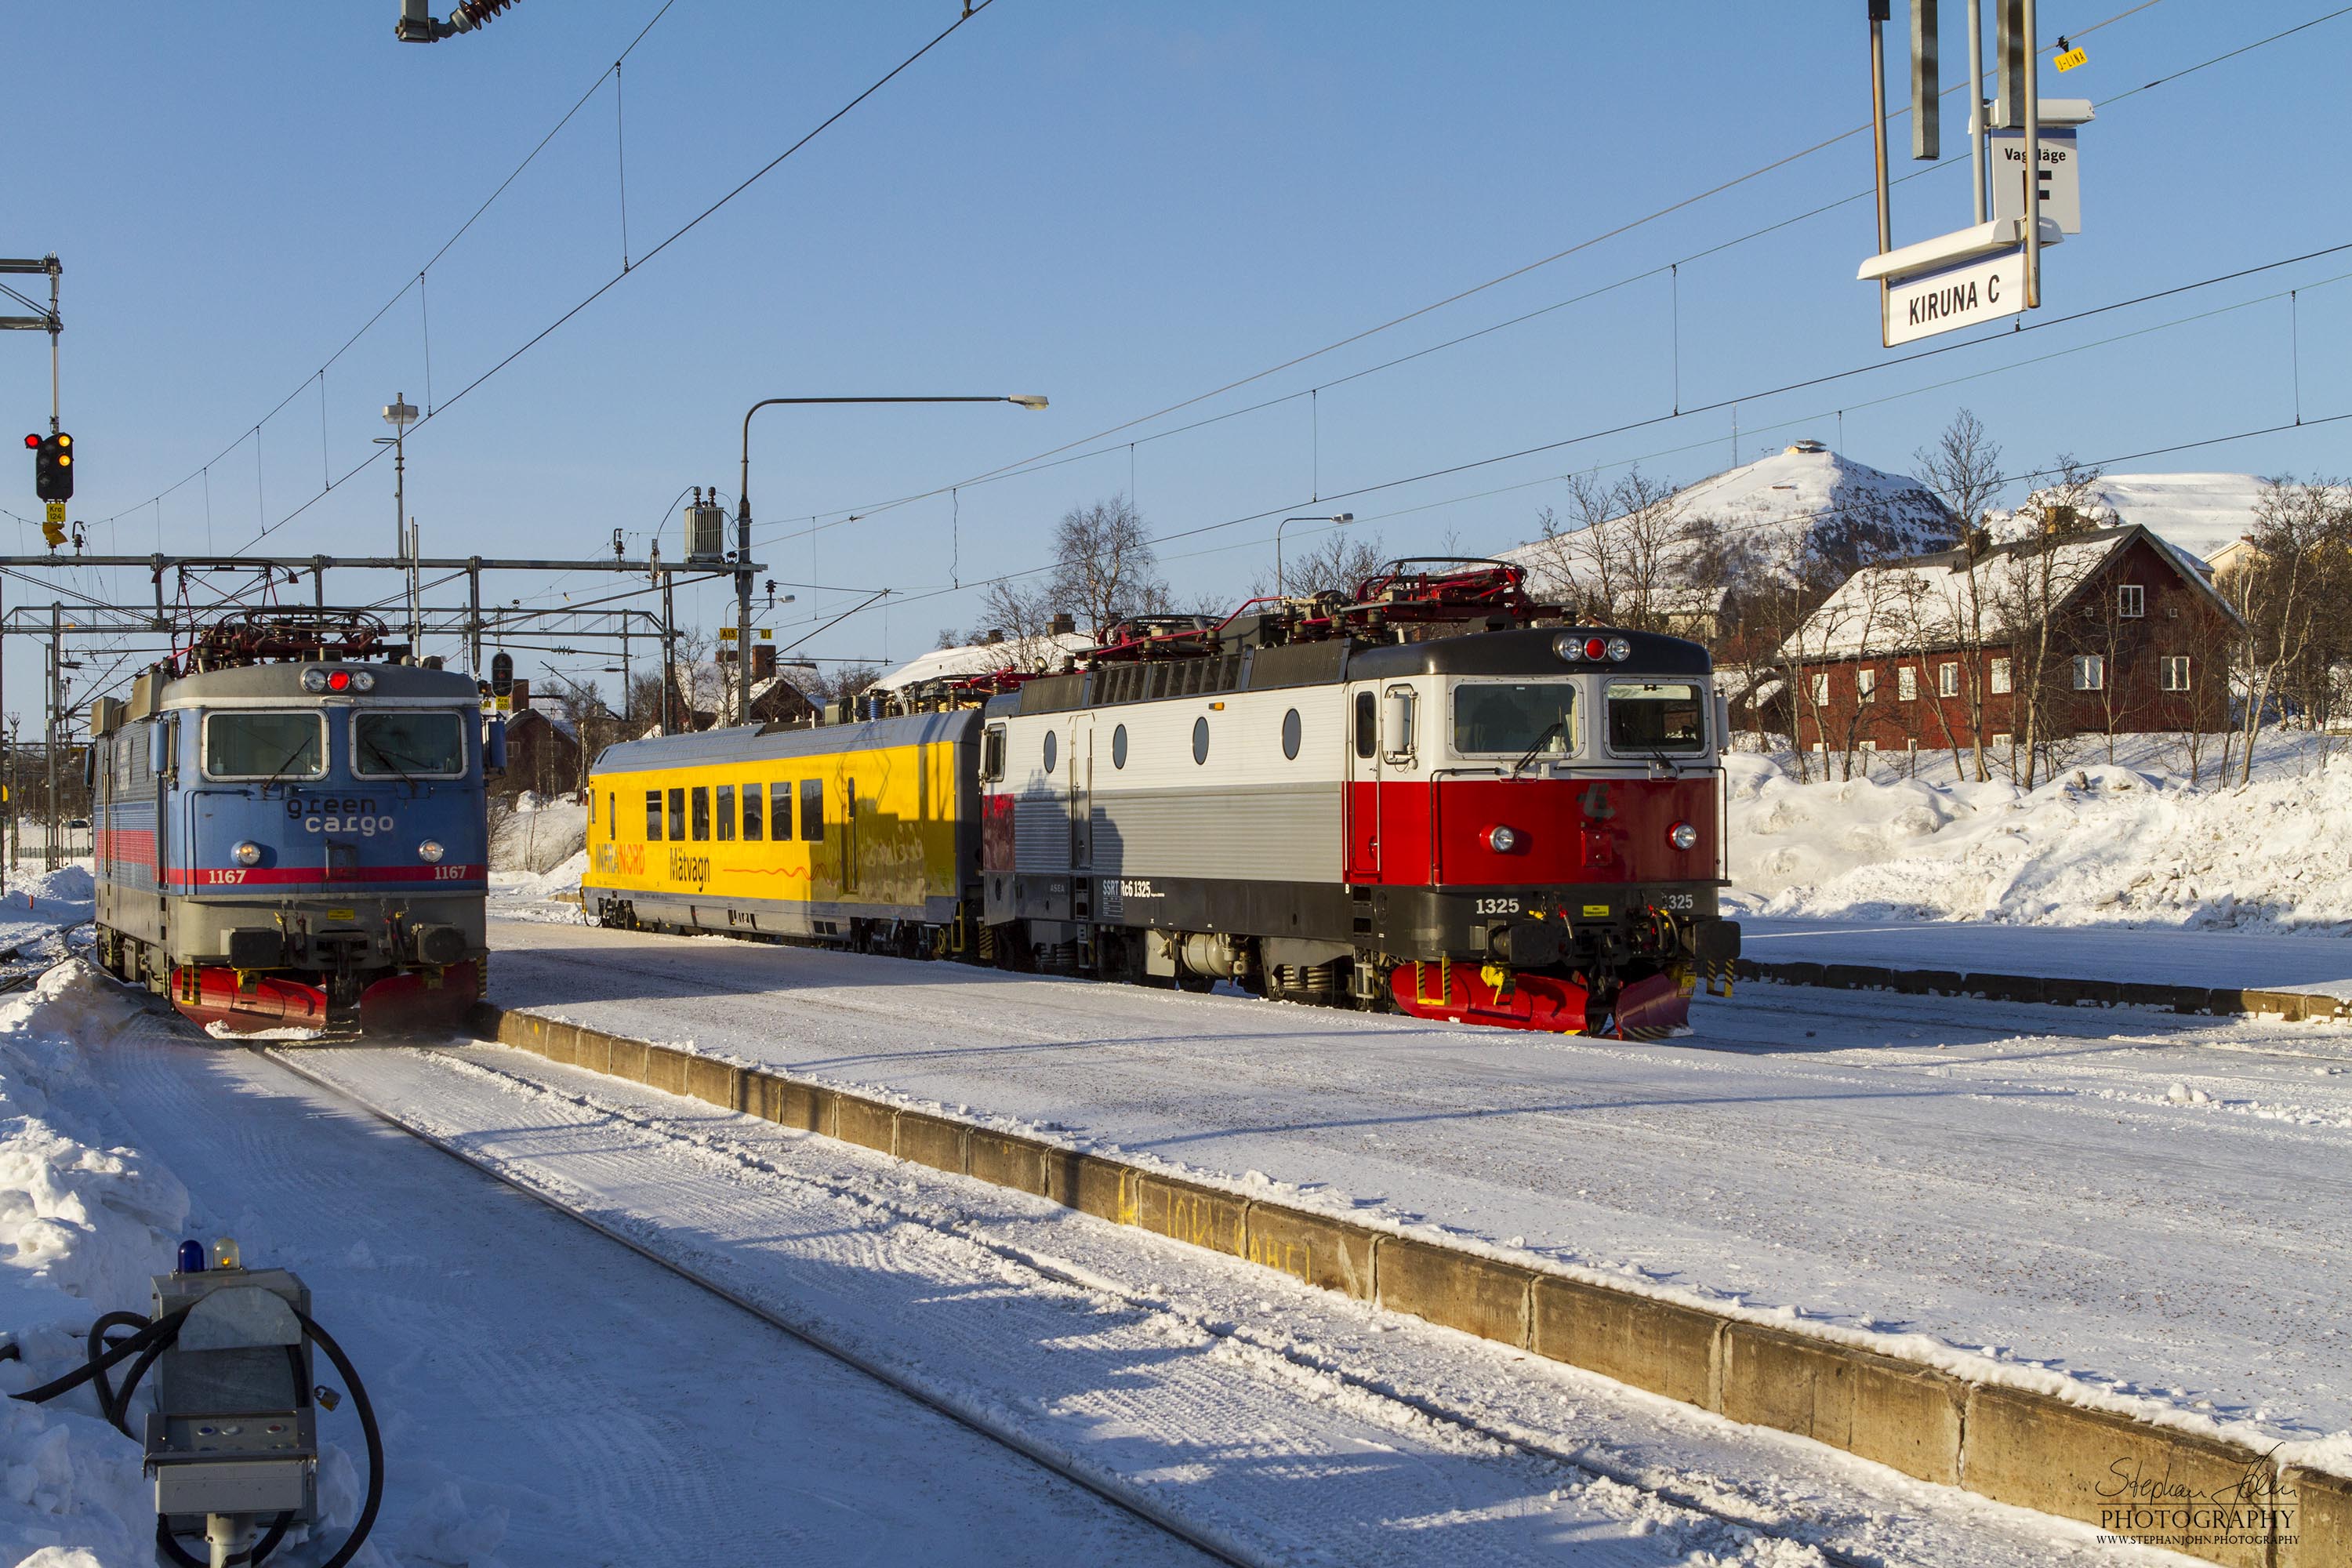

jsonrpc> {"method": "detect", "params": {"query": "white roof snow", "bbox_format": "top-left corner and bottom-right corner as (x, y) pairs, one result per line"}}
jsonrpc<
(1994, 472), (2267, 567)
(870, 632), (1094, 694)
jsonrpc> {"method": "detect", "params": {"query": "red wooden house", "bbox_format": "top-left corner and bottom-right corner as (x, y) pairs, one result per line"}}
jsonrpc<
(1779, 523), (2241, 754)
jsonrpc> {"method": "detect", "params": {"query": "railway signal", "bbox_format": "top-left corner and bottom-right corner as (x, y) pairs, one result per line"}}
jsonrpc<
(30, 431), (71, 503)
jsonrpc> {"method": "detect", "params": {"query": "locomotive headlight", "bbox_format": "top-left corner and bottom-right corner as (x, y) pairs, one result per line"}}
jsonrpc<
(232, 840), (263, 866)
(1487, 825), (1521, 853)
(417, 840), (445, 864)
(1668, 821), (1699, 851)
(352, 670), (376, 692)
(1552, 632), (1581, 662)
(1606, 637), (1633, 662)
(301, 669), (328, 693)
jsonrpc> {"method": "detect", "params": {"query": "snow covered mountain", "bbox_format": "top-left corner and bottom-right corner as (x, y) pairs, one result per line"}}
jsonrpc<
(1498, 441), (1957, 594)
(1996, 472), (2264, 567)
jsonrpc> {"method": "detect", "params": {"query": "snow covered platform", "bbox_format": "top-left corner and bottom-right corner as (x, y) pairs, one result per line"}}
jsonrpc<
(485, 918), (2352, 1465)
(1743, 916), (2352, 1000)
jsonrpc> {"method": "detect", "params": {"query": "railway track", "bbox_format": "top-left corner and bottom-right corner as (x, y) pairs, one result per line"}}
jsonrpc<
(241, 1014), (1957, 1568)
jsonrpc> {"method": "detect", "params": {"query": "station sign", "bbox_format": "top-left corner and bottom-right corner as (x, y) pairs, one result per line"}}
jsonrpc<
(1883, 247), (2027, 346)
(1991, 127), (2081, 234)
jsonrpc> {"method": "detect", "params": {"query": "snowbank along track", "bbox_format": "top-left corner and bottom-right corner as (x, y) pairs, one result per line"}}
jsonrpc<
(447, 999), (2348, 1568)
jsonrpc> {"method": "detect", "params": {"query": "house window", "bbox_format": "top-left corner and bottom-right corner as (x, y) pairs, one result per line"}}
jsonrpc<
(1859, 740), (1878, 753)
(2118, 583), (2144, 618)
(2071, 654), (2105, 691)
(1897, 666), (1918, 702)
(1856, 668), (1878, 703)
(715, 785), (735, 842)
(1809, 673), (1829, 706)
(1937, 662), (1958, 698)
(1991, 732), (2013, 748)
(1990, 658), (2012, 695)
(2161, 655), (2192, 691)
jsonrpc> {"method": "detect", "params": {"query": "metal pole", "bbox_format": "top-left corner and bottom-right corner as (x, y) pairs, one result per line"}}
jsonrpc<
(468, 563), (483, 674)
(659, 568), (676, 736)
(1868, 2), (1893, 256)
(45, 604), (60, 872)
(1275, 517), (1289, 598)
(2022, 0), (2041, 307)
(1968, 0), (1988, 223)
(48, 261), (60, 435)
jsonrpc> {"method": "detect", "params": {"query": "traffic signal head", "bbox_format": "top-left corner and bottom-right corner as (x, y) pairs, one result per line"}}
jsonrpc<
(489, 651), (514, 697)
(33, 433), (73, 503)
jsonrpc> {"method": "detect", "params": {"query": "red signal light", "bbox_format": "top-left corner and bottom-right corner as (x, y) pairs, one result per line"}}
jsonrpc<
(327, 670), (352, 691)
(21, 434), (37, 450)
(1583, 637), (1607, 659)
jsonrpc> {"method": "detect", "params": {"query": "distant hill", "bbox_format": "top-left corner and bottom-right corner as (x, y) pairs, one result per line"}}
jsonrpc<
(1992, 473), (2263, 566)
(1497, 441), (1957, 599)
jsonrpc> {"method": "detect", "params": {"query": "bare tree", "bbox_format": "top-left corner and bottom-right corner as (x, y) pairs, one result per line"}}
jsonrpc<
(1054, 494), (1168, 637)
(2222, 476), (2352, 783)
(1913, 410), (2007, 779)
(1991, 457), (2112, 787)
(1250, 530), (1388, 600)
(1521, 469), (1715, 633)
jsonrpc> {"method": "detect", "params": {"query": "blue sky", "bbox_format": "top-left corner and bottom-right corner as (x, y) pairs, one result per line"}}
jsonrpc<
(5, 1), (2347, 717)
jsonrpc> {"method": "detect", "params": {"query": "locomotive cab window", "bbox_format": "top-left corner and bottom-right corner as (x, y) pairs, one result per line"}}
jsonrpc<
(1452, 681), (1574, 759)
(202, 711), (326, 781)
(981, 726), (1006, 782)
(1352, 691), (1377, 758)
(352, 710), (466, 778)
(1605, 681), (1707, 756)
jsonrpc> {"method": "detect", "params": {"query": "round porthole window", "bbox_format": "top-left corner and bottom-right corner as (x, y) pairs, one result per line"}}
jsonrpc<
(1281, 708), (1302, 760)
(1112, 724), (1128, 769)
(1043, 731), (1058, 774)
(1192, 716), (1210, 765)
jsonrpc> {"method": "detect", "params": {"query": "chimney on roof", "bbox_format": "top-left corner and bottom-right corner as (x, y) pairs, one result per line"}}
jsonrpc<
(984, 628), (1004, 644)
(753, 644), (776, 679)
(508, 678), (530, 712)
(1048, 612), (1076, 636)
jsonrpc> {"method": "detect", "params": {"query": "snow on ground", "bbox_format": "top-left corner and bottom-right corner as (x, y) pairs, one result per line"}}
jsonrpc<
(485, 918), (2352, 1466)
(284, 1037), (2198, 1568)
(0, 968), (1210, 1566)
(1726, 735), (2352, 932)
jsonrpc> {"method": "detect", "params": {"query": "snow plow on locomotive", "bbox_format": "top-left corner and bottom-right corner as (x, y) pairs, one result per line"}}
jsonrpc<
(582, 560), (1739, 1037)
(89, 610), (494, 1035)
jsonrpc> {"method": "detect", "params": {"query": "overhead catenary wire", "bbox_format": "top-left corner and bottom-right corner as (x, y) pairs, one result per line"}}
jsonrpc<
(750, 0), (2336, 561)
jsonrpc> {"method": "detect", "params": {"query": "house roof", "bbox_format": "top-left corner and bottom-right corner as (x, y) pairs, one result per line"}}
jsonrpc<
(669, 658), (818, 724)
(1779, 522), (2245, 661)
(870, 632), (1094, 694)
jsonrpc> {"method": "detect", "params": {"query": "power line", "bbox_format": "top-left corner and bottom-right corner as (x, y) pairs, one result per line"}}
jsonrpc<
(216, 0), (1000, 557)
(92, 0), (684, 531)
(748, 0), (2206, 551)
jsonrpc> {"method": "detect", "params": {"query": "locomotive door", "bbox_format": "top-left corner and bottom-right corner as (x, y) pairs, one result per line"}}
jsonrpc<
(1067, 716), (1094, 875)
(1344, 687), (1381, 882)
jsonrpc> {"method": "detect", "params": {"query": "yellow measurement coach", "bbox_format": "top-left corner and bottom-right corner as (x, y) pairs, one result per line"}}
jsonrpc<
(583, 710), (983, 951)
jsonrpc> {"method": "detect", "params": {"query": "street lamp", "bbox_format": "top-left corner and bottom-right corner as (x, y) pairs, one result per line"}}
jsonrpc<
(734, 394), (1047, 719)
(1276, 513), (1354, 598)
(376, 394), (422, 657)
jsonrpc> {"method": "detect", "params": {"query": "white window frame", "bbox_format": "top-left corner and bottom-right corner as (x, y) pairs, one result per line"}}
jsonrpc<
(2072, 654), (2106, 691)
(1991, 731), (2014, 748)
(1856, 667), (1878, 703)
(2118, 583), (2145, 619)
(1990, 657), (2012, 695)
(1859, 739), (1878, 753)
(1897, 666), (1918, 702)
(1809, 673), (1830, 707)
(1936, 661), (1959, 698)
(2160, 655), (2192, 692)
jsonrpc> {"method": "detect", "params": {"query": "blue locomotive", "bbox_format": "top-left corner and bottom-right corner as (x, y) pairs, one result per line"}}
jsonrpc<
(89, 610), (497, 1033)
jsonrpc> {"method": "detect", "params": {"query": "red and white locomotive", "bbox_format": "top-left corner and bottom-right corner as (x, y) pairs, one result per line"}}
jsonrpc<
(975, 561), (1740, 1036)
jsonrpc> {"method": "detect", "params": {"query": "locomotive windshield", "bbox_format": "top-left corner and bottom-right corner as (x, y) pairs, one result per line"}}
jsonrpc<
(354, 710), (467, 777)
(203, 711), (325, 779)
(1605, 681), (1707, 755)
(1452, 681), (1575, 757)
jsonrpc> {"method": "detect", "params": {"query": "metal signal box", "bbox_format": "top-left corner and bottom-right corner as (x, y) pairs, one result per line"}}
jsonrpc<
(144, 1268), (318, 1525)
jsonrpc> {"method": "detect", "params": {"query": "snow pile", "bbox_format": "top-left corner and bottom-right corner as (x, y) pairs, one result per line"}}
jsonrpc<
(491, 797), (585, 876)
(0, 866), (96, 926)
(1728, 749), (2352, 929)
(0, 963), (191, 1563)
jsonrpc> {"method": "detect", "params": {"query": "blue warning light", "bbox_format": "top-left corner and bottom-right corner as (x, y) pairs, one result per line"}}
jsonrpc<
(176, 1240), (206, 1274)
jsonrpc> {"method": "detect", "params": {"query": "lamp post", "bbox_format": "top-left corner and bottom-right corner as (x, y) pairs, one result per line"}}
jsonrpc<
(379, 394), (420, 657)
(1276, 513), (1354, 598)
(734, 394), (1047, 721)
